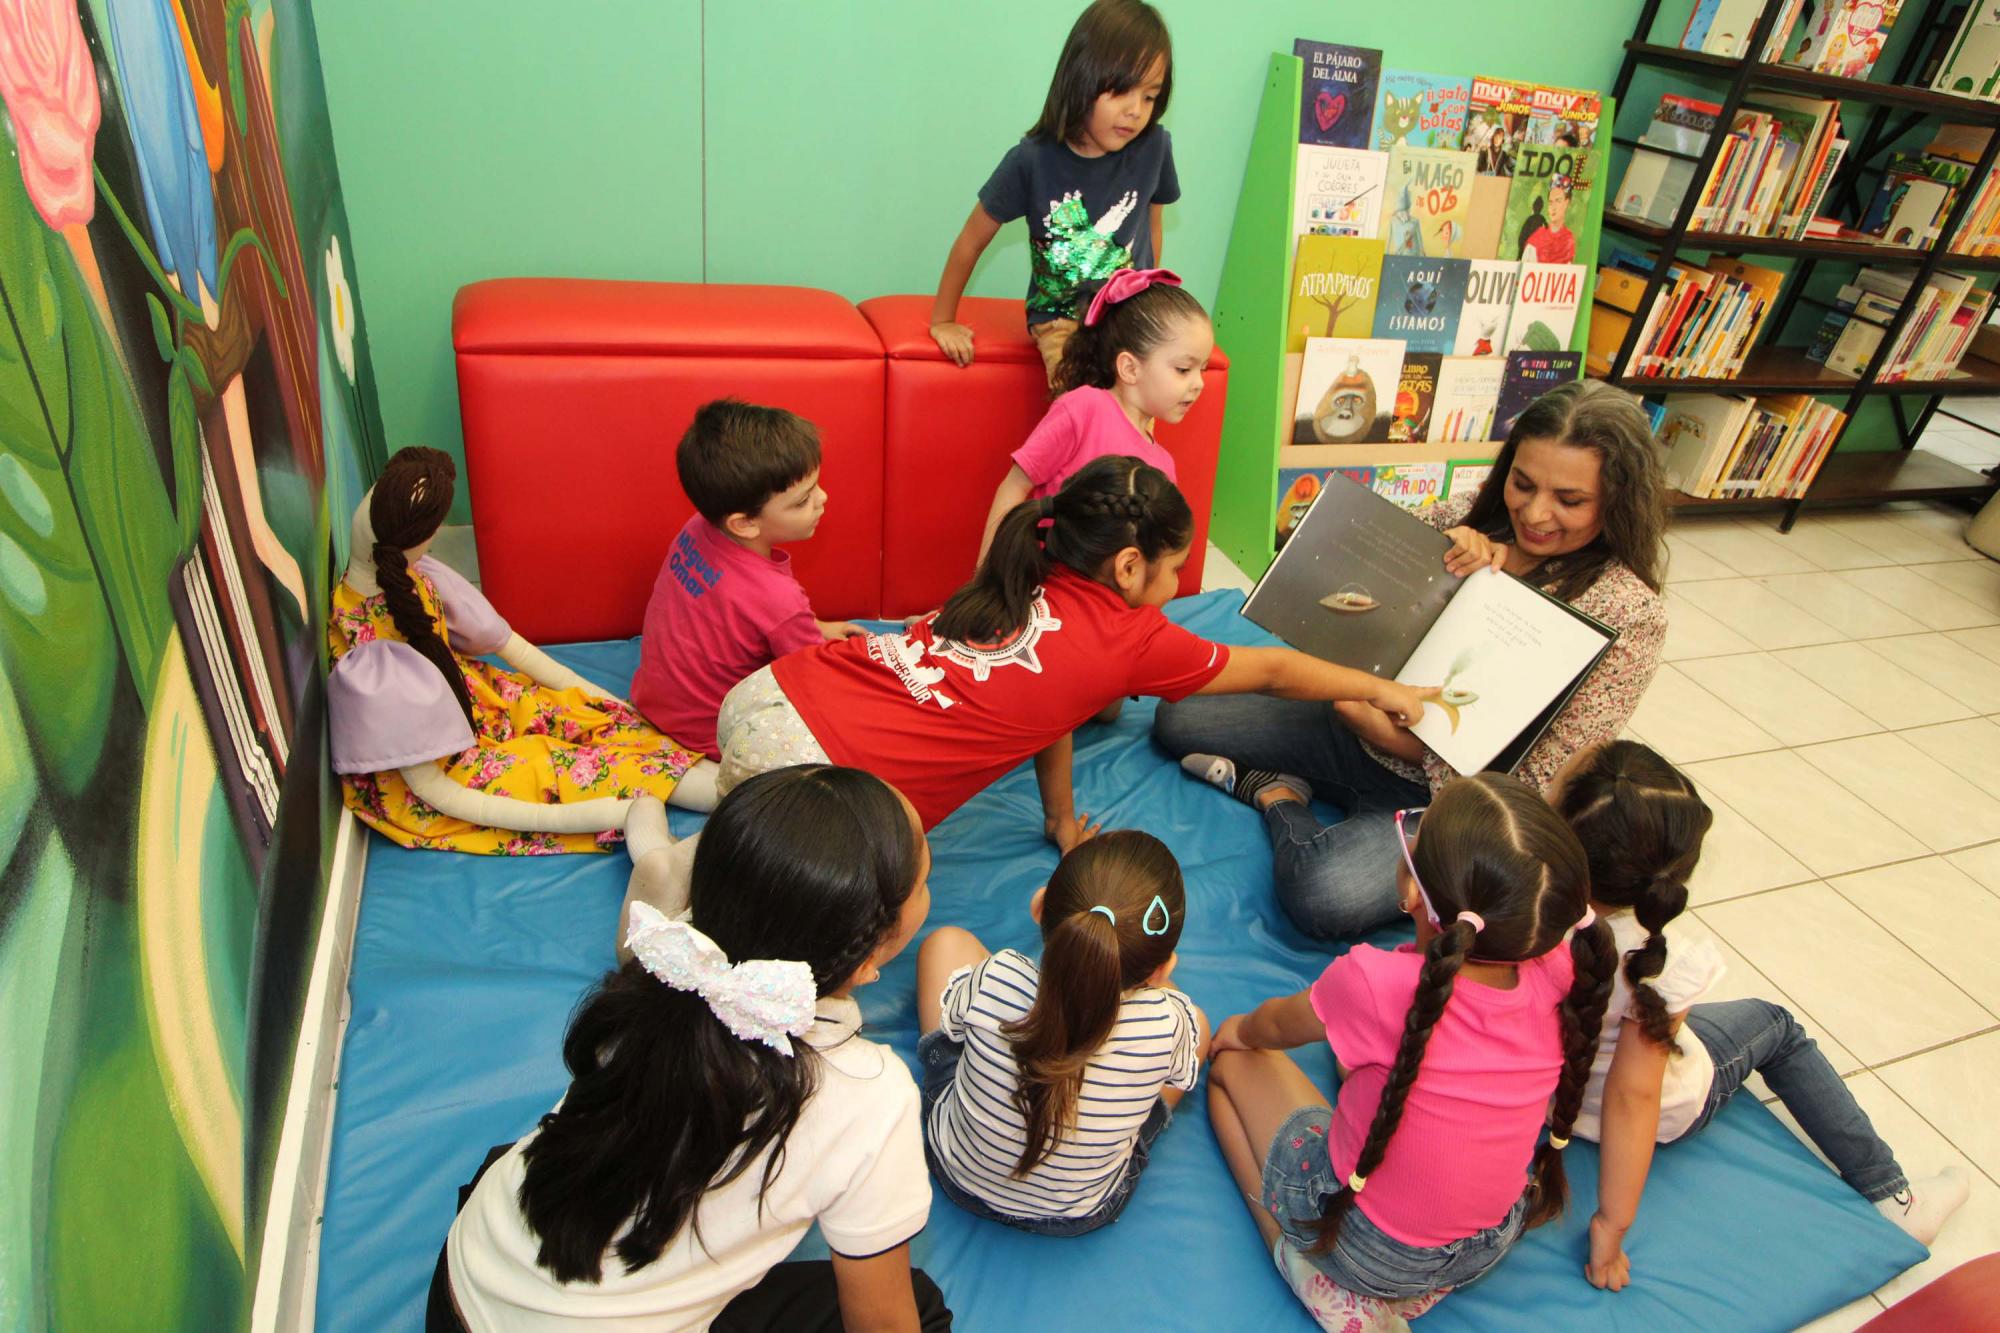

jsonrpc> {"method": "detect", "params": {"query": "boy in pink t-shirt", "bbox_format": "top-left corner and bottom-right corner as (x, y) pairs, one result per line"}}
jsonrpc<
(631, 400), (860, 759)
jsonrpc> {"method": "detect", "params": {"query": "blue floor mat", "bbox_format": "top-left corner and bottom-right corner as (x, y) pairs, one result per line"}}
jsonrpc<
(316, 591), (1924, 1332)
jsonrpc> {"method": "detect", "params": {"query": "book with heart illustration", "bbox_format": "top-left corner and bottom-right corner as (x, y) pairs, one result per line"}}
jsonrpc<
(1294, 39), (1382, 149)
(1240, 472), (1616, 775)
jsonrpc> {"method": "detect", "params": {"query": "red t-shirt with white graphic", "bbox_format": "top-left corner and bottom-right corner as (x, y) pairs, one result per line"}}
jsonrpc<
(770, 566), (1229, 829)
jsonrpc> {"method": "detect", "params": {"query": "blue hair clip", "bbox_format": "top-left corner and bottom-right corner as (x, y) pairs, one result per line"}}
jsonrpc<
(1142, 895), (1171, 937)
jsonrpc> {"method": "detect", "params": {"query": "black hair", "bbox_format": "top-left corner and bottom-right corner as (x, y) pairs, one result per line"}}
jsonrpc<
(933, 455), (1191, 642)
(369, 446), (473, 728)
(676, 399), (822, 524)
(1051, 282), (1210, 398)
(1463, 378), (1668, 601)
(1313, 774), (1616, 1250)
(516, 766), (922, 1284)
(1027, 0), (1173, 147)
(1004, 831), (1184, 1174)
(1552, 740), (1712, 1048)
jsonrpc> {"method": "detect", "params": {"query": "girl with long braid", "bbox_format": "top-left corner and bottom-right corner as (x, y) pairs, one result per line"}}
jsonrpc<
(1553, 740), (1969, 1292)
(1205, 774), (1616, 1331)
(327, 446), (713, 855)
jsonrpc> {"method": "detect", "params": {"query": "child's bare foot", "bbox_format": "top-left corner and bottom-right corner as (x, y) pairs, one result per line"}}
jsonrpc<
(1179, 754), (1312, 810)
(1877, 1168), (1971, 1247)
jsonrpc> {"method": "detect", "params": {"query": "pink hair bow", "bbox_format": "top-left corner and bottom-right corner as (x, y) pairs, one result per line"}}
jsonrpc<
(1083, 267), (1183, 327)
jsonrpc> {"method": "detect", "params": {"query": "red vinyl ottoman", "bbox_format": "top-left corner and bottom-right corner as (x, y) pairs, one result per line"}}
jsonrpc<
(859, 295), (1228, 617)
(454, 278), (885, 641)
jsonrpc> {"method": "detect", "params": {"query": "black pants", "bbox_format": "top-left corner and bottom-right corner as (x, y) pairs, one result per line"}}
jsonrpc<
(427, 1144), (953, 1332)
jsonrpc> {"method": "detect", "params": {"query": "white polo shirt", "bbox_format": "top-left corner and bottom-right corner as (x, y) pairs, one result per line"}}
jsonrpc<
(446, 996), (929, 1331)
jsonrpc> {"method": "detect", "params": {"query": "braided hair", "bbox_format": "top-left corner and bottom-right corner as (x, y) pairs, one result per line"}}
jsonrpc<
(933, 455), (1192, 642)
(1551, 740), (1712, 1048)
(1312, 774), (1616, 1250)
(368, 446), (473, 728)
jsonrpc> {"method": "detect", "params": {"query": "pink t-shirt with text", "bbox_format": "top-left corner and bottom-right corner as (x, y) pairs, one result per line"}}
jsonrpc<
(1309, 942), (1574, 1248)
(631, 514), (821, 758)
(1012, 386), (1179, 499)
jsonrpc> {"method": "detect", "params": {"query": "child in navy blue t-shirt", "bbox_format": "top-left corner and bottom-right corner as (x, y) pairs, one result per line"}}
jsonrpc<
(926, 0), (1181, 383)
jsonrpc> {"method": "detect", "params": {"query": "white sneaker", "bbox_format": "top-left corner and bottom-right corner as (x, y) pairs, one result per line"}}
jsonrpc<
(1875, 1167), (1971, 1247)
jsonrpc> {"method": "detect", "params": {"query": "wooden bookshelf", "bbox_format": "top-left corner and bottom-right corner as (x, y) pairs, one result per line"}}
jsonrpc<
(1601, 0), (2000, 530)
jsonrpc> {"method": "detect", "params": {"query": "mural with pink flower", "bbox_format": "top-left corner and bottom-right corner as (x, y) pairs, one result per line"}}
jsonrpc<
(0, 0), (384, 1323)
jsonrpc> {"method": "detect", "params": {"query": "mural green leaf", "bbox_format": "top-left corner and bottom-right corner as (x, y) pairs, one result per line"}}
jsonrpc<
(167, 361), (204, 552)
(145, 292), (175, 364)
(217, 226), (288, 303)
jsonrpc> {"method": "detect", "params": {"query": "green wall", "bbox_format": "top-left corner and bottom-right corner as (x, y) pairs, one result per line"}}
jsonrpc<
(317, 0), (1649, 519)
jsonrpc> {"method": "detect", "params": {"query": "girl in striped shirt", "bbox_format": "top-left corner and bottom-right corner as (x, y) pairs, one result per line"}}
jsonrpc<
(914, 831), (1209, 1233)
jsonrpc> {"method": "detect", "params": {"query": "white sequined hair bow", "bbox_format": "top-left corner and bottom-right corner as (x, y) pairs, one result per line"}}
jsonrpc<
(624, 901), (818, 1055)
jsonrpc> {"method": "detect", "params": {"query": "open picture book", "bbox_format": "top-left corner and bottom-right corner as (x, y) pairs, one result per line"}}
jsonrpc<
(1241, 474), (1617, 775)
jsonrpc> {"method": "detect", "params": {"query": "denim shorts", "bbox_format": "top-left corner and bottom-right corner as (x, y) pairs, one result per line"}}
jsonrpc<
(917, 1029), (1169, 1237)
(1260, 1106), (1525, 1300)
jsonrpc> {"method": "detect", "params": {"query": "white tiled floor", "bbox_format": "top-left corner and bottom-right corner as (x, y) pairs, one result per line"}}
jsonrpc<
(1202, 485), (2000, 1329)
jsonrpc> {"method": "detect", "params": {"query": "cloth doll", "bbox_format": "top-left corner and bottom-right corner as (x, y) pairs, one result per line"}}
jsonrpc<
(326, 447), (718, 855)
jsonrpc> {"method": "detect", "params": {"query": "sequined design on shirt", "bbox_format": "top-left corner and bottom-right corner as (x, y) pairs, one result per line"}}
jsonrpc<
(1028, 190), (1138, 318)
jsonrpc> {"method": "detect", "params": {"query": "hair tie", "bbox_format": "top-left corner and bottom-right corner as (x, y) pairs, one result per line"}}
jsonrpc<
(1038, 495), (1056, 519)
(1082, 267), (1183, 327)
(1455, 910), (1486, 935)
(1548, 1134), (1571, 1150)
(624, 902), (816, 1055)
(1347, 1172), (1368, 1193)
(1575, 907), (1596, 931)
(1088, 905), (1115, 925)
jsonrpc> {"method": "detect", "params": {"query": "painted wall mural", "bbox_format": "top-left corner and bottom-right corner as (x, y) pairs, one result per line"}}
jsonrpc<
(0, 0), (382, 1324)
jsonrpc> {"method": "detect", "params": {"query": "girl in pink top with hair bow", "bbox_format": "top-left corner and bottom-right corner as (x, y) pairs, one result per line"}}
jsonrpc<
(975, 269), (1214, 565)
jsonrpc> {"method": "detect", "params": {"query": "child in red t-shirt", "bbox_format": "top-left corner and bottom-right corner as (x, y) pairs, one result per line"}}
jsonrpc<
(629, 401), (862, 801)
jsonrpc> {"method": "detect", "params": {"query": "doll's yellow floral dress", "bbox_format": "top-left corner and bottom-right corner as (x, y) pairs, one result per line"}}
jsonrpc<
(325, 557), (700, 854)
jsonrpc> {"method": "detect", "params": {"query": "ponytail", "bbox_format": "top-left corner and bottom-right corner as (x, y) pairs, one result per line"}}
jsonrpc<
(1523, 915), (1617, 1228)
(1051, 281), (1210, 398)
(1001, 831), (1184, 1176)
(1314, 917), (1474, 1250)
(934, 455), (1192, 642)
(368, 447), (474, 729)
(1551, 740), (1711, 1051)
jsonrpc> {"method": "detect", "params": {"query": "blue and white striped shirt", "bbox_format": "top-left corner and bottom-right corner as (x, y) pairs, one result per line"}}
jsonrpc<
(925, 949), (1201, 1220)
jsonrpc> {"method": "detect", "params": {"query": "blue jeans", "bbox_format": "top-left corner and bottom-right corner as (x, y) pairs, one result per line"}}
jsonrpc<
(1260, 1107), (1525, 1300)
(1152, 694), (1428, 939)
(1682, 999), (1907, 1203)
(917, 1030), (1170, 1236)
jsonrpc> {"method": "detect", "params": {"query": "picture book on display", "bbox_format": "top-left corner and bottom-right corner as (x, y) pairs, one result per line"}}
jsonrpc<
(1292, 146), (1389, 248)
(1503, 144), (1594, 264)
(1372, 461), (1448, 509)
(1495, 350), (1581, 438)
(1526, 84), (1601, 148)
(1455, 260), (1520, 356)
(1445, 460), (1495, 501)
(1682, 0), (1801, 60)
(1463, 75), (1534, 175)
(1383, 146), (1477, 256)
(1296, 39), (1383, 148)
(1372, 256), (1470, 354)
(1374, 70), (1471, 150)
(1429, 356), (1506, 442)
(1286, 236), (1385, 353)
(1786, 0), (1901, 79)
(1243, 474), (1616, 774)
(1505, 261), (1585, 354)
(1389, 353), (1442, 442)
(1931, 2), (2000, 100)
(1293, 337), (1406, 443)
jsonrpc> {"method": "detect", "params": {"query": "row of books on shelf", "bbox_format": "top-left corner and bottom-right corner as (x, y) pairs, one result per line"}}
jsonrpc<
(1290, 43), (1604, 264)
(1274, 459), (1494, 540)
(1806, 266), (1997, 380)
(1587, 253), (1784, 378)
(1615, 90), (1849, 240)
(1674, 0), (1897, 78)
(1289, 238), (1586, 360)
(1292, 339), (1581, 447)
(1657, 392), (1848, 499)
